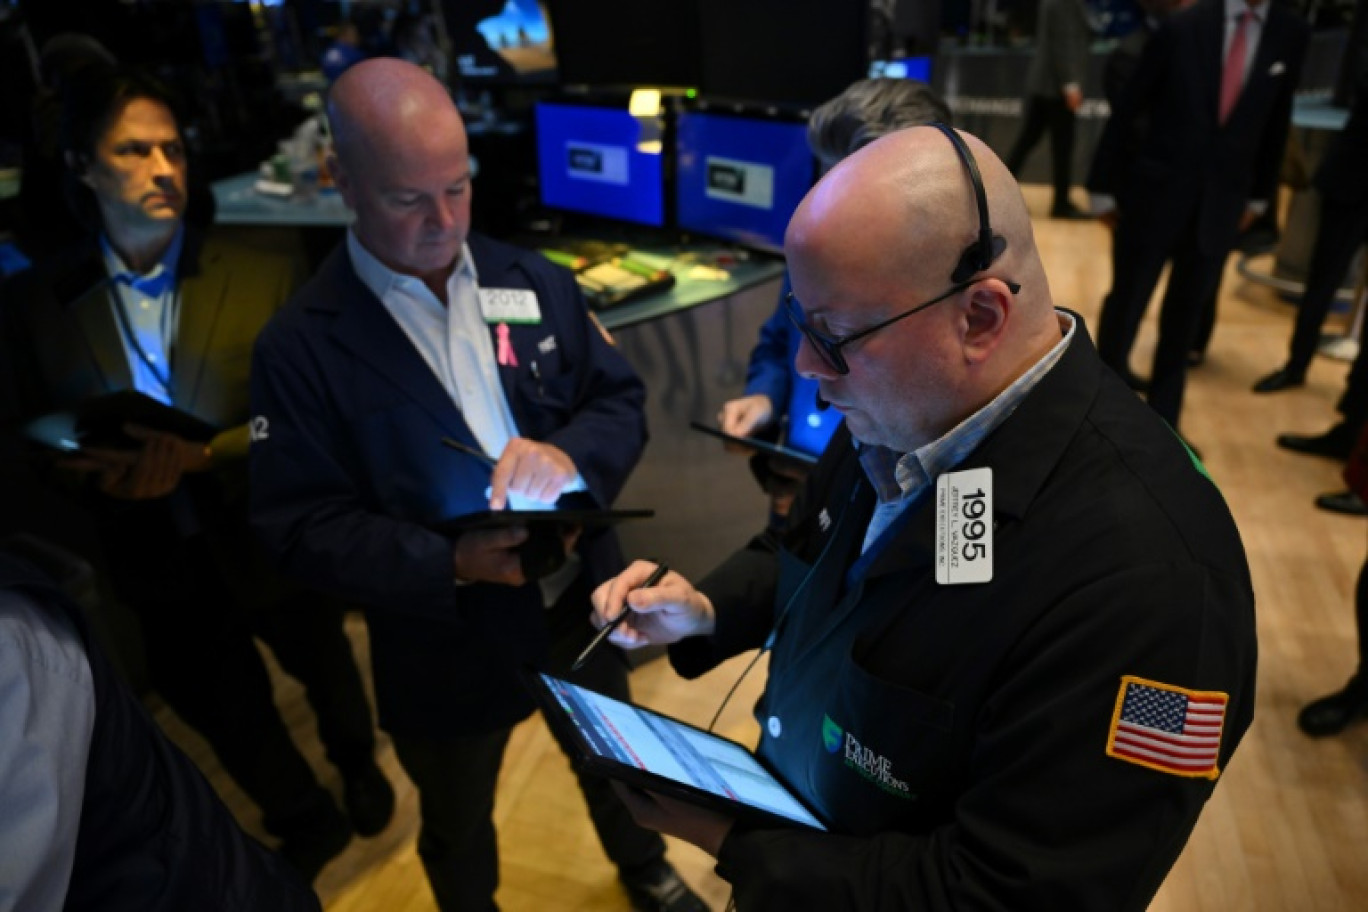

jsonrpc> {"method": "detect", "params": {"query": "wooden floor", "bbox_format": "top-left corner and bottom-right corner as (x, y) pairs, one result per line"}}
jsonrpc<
(155, 185), (1368, 910)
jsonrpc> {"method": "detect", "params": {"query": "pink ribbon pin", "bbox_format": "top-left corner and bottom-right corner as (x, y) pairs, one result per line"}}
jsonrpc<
(495, 322), (518, 368)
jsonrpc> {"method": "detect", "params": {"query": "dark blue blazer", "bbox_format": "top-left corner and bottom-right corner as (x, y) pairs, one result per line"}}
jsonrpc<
(249, 232), (647, 736)
(1087, 0), (1309, 254)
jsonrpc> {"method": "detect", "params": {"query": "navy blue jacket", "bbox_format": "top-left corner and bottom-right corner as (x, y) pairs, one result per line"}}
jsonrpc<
(249, 233), (646, 736)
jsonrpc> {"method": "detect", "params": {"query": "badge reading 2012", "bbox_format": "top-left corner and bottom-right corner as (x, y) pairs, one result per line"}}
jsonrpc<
(935, 467), (993, 585)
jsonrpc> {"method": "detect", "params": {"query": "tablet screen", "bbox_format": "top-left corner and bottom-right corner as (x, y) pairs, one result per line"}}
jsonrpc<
(536, 673), (826, 831)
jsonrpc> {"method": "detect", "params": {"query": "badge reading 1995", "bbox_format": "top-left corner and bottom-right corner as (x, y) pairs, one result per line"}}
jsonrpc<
(935, 467), (993, 584)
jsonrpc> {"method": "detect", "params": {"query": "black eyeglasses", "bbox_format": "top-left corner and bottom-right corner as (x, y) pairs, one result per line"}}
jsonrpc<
(784, 279), (1021, 375)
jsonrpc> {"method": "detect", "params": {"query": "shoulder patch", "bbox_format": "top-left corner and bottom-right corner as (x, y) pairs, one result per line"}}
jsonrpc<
(1106, 675), (1227, 780)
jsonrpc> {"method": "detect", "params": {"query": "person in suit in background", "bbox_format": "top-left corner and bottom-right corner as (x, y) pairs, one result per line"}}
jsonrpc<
(1101, 1), (1193, 114)
(1087, 0), (1309, 438)
(1004, 0), (1093, 219)
(0, 68), (392, 881)
(0, 535), (321, 912)
(1253, 69), (1368, 515)
(718, 77), (951, 530)
(1297, 423), (1368, 733)
(248, 59), (708, 912)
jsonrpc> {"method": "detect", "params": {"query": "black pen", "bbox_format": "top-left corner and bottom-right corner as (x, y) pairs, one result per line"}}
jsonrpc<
(572, 561), (669, 672)
(441, 436), (498, 470)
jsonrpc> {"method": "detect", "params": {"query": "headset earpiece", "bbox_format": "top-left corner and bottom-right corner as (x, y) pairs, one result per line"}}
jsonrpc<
(928, 122), (1007, 284)
(951, 234), (1006, 284)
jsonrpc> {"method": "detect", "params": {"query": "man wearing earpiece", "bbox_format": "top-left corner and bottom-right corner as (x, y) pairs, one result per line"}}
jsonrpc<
(592, 125), (1255, 910)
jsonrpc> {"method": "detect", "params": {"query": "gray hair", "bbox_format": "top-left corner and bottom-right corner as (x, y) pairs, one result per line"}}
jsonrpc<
(807, 78), (952, 171)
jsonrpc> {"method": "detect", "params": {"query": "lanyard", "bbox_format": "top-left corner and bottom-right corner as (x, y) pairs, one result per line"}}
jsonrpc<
(108, 278), (179, 402)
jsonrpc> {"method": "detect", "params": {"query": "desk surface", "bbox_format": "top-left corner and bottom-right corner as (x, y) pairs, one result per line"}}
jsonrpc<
(211, 172), (353, 227)
(585, 245), (786, 331)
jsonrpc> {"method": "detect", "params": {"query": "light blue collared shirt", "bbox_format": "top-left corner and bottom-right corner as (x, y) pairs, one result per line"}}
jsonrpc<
(859, 310), (1077, 553)
(101, 228), (184, 405)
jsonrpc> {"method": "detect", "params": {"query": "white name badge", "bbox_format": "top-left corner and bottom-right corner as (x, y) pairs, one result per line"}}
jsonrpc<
(935, 467), (993, 585)
(479, 288), (541, 324)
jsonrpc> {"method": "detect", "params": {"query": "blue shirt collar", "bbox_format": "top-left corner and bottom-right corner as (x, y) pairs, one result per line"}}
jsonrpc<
(100, 226), (184, 299)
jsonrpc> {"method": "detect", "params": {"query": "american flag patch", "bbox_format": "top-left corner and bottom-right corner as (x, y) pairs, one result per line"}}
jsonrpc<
(1105, 675), (1228, 779)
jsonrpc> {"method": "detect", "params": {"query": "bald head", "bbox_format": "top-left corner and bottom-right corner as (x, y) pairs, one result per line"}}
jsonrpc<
(326, 59), (472, 294)
(788, 125), (1047, 312)
(783, 125), (1062, 452)
(329, 58), (466, 175)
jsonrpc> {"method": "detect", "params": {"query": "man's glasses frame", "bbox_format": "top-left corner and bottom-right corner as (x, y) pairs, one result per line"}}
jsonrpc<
(784, 278), (1022, 375)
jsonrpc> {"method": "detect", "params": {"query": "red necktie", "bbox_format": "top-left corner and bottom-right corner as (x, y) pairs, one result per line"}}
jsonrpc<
(1219, 10), (1253, 124)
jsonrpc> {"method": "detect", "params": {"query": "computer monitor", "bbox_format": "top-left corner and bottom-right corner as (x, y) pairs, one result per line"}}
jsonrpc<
(674, 110), (814, 254)
(534, 101), (666, 228)
(697, 0), (866, 106)
(447, 0), (557, 85)
(869, 56), (933, 83)
(544, 0), (701, 89)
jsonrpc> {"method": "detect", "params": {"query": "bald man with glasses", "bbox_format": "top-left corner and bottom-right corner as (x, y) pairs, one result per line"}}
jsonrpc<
(591, 124), (1255, 911)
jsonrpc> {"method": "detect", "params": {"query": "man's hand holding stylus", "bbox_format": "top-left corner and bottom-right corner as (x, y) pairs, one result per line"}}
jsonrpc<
(590, 560), (717, 647)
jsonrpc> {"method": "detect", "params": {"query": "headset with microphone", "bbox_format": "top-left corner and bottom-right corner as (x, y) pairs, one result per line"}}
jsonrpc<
(930, 121), (1009, 284)
(813, 122), (1004, 413)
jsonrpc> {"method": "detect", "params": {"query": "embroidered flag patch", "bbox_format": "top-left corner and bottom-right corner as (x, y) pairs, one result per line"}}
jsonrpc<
(1106, 675), (1228, 780)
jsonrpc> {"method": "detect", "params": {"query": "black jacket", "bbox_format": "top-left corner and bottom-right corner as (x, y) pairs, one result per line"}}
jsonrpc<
(673, 315), (1255, 910)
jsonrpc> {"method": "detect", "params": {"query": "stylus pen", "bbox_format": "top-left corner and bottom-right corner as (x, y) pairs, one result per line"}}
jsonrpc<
(441, 436), (498, 470)
(571, 561), (669, 672)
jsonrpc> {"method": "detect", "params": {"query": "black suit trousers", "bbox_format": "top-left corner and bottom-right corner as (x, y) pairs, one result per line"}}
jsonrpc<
(1099, 206), (1228, 427)
(98, 500), (376, 838)
(1286, 197), (1368, 374)
(1005, 94), (1077, 209)
(390, 573), (667, 912)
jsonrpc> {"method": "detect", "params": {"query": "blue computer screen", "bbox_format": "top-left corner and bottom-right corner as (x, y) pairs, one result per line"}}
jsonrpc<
(675, 112), (813, 254)
(868, 56), (933, 82)
(785, 377), (841, 458)
(534, 102), (666, 227)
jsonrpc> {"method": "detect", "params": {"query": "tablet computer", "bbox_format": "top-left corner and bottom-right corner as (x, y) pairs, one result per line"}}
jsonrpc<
(688, 420), (818, 467)
(23, 390), (217, 453)
(527, 670), (828, 831)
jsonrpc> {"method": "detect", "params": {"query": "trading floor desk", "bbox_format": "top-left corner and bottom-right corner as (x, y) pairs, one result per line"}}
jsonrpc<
(580, 246), (786, 332)
(209, 172), (786, 329)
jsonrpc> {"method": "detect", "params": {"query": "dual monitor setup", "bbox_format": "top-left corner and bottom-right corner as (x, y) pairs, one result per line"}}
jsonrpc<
(533, 98), (814, 256)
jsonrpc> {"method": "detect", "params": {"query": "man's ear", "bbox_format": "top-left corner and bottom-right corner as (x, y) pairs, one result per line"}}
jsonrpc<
(960, 279), (1011, 363)
(327, 152), (351, 205)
